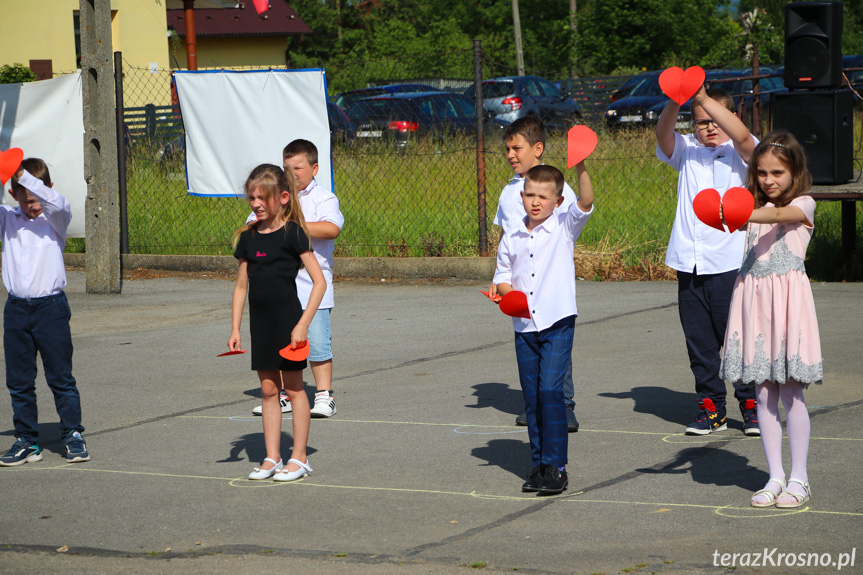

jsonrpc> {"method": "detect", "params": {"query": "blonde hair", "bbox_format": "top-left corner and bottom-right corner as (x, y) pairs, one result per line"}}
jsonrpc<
(232, 164), (309, 247)
(747, 130), (812, 208)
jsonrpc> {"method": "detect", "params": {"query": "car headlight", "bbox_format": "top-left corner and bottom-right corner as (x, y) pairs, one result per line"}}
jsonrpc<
(645, 110), (658, 120)
(605, 109), (617, 117)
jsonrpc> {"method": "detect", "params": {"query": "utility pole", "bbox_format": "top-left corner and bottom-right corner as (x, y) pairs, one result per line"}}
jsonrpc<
(570, 0), (578, 78)
(511, 0), (525, 76)
(79, 0), (121, 293)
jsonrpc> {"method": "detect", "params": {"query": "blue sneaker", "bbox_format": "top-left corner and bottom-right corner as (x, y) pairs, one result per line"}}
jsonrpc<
(0, 438), (42, 467)
(64, 431), (90, 463)
(685, 398), (728, 435)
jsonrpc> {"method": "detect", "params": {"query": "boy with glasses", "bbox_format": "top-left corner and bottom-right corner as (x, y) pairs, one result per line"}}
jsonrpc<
(655, 86), (760, 436)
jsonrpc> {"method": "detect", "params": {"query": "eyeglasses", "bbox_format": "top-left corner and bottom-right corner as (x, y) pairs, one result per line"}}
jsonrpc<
(694, 119), (718, 130)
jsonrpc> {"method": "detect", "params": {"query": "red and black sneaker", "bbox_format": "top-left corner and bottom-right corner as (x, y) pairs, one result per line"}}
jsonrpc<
(685, 398), (728, 435)
(740, 399), (760, 436)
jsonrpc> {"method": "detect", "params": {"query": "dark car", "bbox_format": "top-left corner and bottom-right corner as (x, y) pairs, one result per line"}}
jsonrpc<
(327, 100), (356, 143)
(603, 70), (664, 130)
(603, 70), (736, 130)
(333, 83), (440, 112)
(463, 75), (581, 132)
(346, 92), (507, 148)
(842, 54), (863, 90)
(642, 68), (785, 129)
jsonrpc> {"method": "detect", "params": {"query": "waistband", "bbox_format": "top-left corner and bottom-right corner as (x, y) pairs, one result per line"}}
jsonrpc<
(7, 291), (65, 303)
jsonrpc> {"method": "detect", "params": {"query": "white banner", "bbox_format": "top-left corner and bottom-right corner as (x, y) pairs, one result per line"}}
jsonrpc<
(174, 69), (332, 197)
(0, 72), (86, 238)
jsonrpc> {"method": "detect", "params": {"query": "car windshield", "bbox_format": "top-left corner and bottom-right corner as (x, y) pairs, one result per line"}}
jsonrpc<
(475, 81), (514, 99)
(348, 99), (414, 120)
(628, 75), (661, 97)
(337, 89), (387, 110)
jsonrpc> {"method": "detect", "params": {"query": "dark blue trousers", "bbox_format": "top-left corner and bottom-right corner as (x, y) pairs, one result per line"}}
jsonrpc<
(4, 292), (83, 444)
(677, 269), (755, 407)
(514, 316), (574, 468)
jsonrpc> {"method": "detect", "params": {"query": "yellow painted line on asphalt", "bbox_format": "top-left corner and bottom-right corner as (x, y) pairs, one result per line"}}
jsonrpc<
(181, 415), (863, 442)
(20, 465), (863, 517)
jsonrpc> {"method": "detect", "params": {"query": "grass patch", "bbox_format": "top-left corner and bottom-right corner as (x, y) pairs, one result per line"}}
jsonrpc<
(467, 560), (488, 569)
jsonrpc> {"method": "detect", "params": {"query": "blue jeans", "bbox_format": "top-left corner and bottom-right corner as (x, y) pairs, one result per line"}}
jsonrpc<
(4, 293), (83, 444)
(514, 316), (575, 468)
(677, 269), (755, 407)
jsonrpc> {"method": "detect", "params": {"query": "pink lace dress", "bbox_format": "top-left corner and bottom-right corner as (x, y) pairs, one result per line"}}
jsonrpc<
(720, 195), (823, 387)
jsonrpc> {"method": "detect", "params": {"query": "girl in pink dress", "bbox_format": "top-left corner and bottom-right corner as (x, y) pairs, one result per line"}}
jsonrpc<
(719, 131), (822, 509)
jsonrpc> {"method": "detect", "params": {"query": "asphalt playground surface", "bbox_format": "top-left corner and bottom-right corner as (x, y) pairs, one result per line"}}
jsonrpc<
(0, 271), (860, 575)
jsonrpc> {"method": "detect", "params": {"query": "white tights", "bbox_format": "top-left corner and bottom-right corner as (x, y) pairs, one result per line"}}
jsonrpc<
(753, 380), (810, 504)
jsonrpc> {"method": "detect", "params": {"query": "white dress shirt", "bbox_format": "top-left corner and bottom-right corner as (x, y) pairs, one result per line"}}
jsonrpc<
(657, 132), (754, 274)
(493, 200), (593, 333)
(494, 172), (577, 234)
(246, 178), (344, 309)
(0, 170), (71, 298)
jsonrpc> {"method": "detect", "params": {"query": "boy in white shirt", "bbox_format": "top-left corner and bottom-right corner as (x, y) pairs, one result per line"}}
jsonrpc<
(0, 159), (89, 466)
(493, 163), (594, 495)
(656, 86), (759, 436)
(491, 116), (580, 432)
(250, 140), (344, 417)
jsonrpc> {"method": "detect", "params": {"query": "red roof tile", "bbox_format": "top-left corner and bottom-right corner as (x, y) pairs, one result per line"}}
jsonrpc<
(167, 1), (313, 38)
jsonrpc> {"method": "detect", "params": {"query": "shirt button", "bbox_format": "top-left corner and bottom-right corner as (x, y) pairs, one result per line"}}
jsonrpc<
(530, 292), (533, 295)
(531, 273), (535, 277)
(530, 254), (533, 257)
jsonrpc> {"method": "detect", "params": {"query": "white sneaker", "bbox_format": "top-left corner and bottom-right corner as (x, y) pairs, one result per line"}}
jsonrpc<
(310, 391), (336, 418)
(252, 392), (291, 416)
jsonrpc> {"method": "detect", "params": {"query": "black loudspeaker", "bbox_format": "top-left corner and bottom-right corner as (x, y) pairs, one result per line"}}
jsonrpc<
(772, 90), (854, 185)
(784, 1), (844, 89)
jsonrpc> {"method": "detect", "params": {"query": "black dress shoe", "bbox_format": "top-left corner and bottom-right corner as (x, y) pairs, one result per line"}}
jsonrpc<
(536, 466), (568, 495)
(515, 413), (528, 426)
(521, 465), (544, 492)
(567, 409), (579, 433)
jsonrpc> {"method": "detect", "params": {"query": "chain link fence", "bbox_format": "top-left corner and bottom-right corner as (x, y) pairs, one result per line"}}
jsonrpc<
(115, 46), (862, 278)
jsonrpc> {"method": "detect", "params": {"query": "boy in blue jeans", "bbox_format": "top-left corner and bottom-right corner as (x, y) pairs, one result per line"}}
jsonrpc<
(0, 159), (89, 466)
(490, 116), (580, 432)
(493, 163), (594, 494)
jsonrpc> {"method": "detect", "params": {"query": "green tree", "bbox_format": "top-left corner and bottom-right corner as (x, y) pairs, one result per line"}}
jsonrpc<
(578, 0), (739, 74)
(0, 63), (37, 84)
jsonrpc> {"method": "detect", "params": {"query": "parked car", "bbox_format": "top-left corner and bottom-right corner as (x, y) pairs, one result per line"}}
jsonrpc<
(333, 83), (440, 112)
(327, 100), (356, 143)
(346, 91), (507, 148)
(603, 70), (664, 130)
(842, 54), (863, 90)
(463, 75), (581, 133)
(604, 70), (736, 130)
(647, 67), (786, 128)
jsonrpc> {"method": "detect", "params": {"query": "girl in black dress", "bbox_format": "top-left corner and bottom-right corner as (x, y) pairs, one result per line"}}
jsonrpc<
(229, 164), (325, 481)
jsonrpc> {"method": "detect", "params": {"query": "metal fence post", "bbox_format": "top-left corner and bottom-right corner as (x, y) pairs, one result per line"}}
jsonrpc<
(114, 51), (128, 255)
(473, 40), (488, 257)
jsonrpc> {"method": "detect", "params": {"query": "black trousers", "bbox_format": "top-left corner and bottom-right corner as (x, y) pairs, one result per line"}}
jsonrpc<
(677, 269), (755, 407)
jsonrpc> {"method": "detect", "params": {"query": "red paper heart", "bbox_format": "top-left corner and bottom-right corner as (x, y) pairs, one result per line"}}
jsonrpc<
(479, 289), (502, 304)
(721, 186), (754, 233)
(0, 148), (24, 185)
(499, 290), (531, 319)
(252, 0), (270, 14)
(693, 188), (725, 232)
(217, 349), (247, 357)
(279, 340), (310, 361)
(659, 66), (706, 106)
(567, 125), (598, 168)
